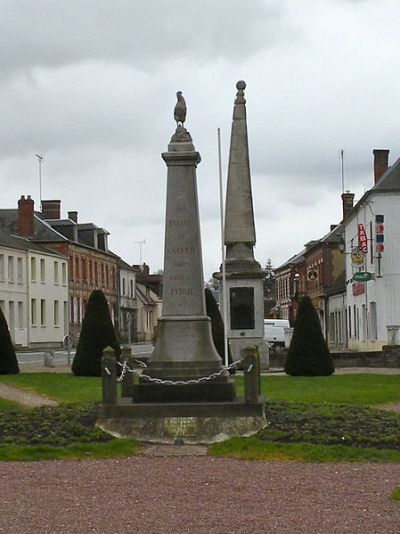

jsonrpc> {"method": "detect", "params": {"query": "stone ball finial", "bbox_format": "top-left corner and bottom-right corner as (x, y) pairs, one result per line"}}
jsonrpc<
(236, 80), (246, 90)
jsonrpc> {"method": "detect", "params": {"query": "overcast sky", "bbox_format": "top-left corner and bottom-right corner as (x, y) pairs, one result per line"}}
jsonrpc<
(1, 0), (399, 280)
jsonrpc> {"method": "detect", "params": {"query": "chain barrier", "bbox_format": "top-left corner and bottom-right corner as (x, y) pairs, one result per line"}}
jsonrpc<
(116, 358), (242, 385)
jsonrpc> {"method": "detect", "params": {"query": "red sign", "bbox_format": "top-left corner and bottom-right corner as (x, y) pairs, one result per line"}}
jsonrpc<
(358, 224), (368, 253)
(376, 243), (384, 253)
(352, 282), (365, 296)
(376, 224), (384, 233)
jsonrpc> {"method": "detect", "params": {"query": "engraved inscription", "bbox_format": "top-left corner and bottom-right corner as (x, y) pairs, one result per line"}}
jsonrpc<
(168, 219), (192, 227)
(167, 246), (196, 255)
(170, 287), (192, 296)
(164, 417), (198, 437)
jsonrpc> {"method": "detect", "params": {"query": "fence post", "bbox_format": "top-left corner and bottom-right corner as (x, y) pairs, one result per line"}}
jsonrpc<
(242, 345), (261, 403)
(121, 345), (134, 398)
(101, 346), (117, 404)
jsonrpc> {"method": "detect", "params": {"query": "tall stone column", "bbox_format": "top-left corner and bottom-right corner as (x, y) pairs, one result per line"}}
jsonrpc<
(214, 81), (269, 368)
(133, 98), (235, 402)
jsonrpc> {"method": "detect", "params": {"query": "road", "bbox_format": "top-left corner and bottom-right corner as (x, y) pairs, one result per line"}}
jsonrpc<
(17, 343), (153, 366)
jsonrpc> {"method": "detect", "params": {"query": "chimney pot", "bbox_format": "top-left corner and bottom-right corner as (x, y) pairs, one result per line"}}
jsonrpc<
(68, 211), (78, 223)
(41, 199), (61, 219)
(18, 195), (35, 237)
(341, 191), (355, 221)
(373, 149), (389, 184)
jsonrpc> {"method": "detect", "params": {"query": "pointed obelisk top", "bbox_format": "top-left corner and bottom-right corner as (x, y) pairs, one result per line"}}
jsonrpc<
(224, 80), (256, 246)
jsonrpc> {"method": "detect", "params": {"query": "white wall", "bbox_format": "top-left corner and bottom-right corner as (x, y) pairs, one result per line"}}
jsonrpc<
(345, 191), (400, 350)
(28, 252), (69, 347)
(0, 246), (28, 346)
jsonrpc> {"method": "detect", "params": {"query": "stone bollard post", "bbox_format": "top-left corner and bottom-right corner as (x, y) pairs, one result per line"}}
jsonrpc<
(386, 325), (400, 346)
(242, 345), (261, 403)
(101, 346), (117, 405)
(121, 345), (134, 398)
(44, 349), (56, 368)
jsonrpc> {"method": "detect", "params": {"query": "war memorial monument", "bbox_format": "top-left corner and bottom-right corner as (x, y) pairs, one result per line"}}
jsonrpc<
(97, 87), (266, 444)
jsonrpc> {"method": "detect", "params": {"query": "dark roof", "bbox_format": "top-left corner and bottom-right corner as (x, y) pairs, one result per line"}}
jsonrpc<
(372, 156), (400, 191)
(0, 227), (66, 257)
(117, 257), (136, 271)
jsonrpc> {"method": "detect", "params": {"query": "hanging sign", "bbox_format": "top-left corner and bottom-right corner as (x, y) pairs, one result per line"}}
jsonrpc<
(352, 282), (365, 296)
(358, 224), (368, 253)
(353, 271), (373, 282)
(351, 247), (365, 265)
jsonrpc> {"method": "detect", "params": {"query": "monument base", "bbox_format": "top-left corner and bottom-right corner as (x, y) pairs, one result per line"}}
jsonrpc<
(132, 379), (236, 403)
(97, 397), (266, 444)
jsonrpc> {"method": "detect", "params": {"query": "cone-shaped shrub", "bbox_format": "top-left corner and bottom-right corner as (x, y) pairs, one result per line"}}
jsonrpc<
(0, 306), (19, 374)
(285, 296), (334, 376)
(205, 288), (233, 368)
(72, 290), (121, 376)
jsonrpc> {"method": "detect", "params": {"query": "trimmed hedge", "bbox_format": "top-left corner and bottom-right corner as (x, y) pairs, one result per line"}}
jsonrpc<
(72, 290), (121, 376)
(285, 296), (334, 376)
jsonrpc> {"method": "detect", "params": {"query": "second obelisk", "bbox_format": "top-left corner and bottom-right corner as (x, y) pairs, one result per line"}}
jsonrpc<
(133, 93), (235, 402)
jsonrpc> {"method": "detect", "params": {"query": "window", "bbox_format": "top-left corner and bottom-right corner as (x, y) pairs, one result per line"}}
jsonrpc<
(0, 254), (4, 280)
(230, 287), (255, 330)
(106, 265), (109, 287)
(54, 300), (59, 326)
(75, 257), (80, 279)
(54, 261), (59, 284)
(40, 258), (45, 282)
(82, 258), (87, 281)
(40, 299), (46, 326)
(70, 296), (74, 323)
(130, 279), (134, 298)
(370, 302), (377, 341)
(77, 297), (81, 324)
(31, 257), (37, 282)
(122, 277), (126, 296)
(8, 256), (14, 282)
(62, 262), (67, 285)
(31, 299), (37, 326)
(17, 258), (23, 283)
(18, 302), (23, 328)
(8, 301), (14, 332)
(64, 301), (68, 332)
(348, 306), (352, 338)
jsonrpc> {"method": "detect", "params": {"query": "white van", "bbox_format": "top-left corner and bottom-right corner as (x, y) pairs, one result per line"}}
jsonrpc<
(264, 319), (290, 348)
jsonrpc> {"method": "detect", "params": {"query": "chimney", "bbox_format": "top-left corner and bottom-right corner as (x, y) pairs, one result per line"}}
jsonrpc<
(373, 149), (389, 184)
(68, 211), (78, 223)
(18, 195), (34, 237)
(41, 199), (61, 219)
(341, 191), (355, 221)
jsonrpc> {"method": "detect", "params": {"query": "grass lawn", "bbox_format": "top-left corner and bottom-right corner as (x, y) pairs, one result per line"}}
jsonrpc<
(209, 437), (400, 463)
(0, 372), (399, 463)
(236, 374), (400, 405)
(0, 373), (399, 406)
(0, 373), (102, 403)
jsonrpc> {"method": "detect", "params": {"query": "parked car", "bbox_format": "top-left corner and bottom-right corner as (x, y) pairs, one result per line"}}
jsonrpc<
(264, 319), (290, 350)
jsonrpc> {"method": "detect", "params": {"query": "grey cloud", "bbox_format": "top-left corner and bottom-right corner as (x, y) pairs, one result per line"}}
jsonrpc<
(0, 0), (288, 79)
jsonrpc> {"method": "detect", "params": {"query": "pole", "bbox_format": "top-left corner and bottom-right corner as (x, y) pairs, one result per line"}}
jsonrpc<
(340, 149), (344, 194)
(134, 240), (146, 265)
(35, 154), (43, 209)
(217, 128), (229, 367)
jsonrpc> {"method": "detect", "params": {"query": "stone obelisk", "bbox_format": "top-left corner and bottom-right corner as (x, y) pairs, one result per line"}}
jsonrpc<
(133, 92), (235, 402)
(214, 81), (268, 368)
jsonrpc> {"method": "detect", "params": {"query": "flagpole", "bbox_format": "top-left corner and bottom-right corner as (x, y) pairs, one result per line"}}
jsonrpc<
(217, 128), (229, 367)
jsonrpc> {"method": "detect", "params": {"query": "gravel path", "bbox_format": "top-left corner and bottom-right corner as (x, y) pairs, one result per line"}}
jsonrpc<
(0, 383), (58, 407)
(0, 456), (399, 533)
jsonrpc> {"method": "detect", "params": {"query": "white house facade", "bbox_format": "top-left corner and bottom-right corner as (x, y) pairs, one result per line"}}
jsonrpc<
(344, 150), (400, 351)
(0, 230), (68, 348)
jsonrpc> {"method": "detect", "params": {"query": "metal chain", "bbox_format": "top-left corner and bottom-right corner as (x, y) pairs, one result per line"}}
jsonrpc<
(116, 358), (242, 385)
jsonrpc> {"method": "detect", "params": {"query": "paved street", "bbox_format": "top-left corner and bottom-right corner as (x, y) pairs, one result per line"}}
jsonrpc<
(16, 342), (153, 367)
